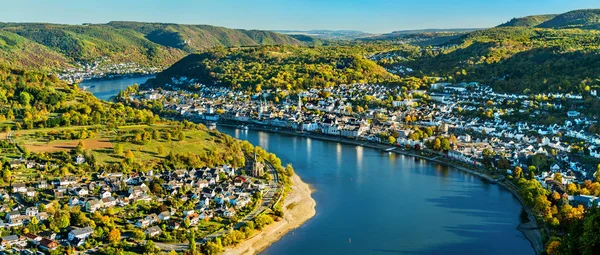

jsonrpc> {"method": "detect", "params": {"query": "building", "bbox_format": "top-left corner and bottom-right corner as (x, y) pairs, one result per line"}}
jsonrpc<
(252, 151), (264, 177)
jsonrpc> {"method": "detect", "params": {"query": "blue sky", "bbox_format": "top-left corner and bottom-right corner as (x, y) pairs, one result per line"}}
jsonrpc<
(1, 0), (599, 33)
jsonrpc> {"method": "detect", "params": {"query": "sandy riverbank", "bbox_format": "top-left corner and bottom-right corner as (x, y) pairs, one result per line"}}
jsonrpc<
(223, 174), (316, 255)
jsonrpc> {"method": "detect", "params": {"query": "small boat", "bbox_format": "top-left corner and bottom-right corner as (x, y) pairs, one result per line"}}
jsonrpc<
(207, 122), (217, 129)
(239, 125), (249, 130)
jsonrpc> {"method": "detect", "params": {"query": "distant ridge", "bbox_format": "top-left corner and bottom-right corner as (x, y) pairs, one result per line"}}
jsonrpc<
(274, 30), (372, 40)
(498, 9), (600, 30)
(537, 9), (600, 29)
(0, 21), (308, 70)
(498, 14), (558, 27)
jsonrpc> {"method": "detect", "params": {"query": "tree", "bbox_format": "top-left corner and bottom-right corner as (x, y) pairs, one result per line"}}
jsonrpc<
(514, 166), (523, 179)
(388, 136), (396, 145)
(157, 145), (165, 155)
(108, 228), (121, 244)
(178, 132), (185, 141)
(433, 138), (441, 150)
(76, 140), (85, 154)
(188, 231), (197, 254)
(546, 240), (561, 255)
(441, 138), (451, 151)
(184, 217), (191, 228)
(113, 144), (123, 155)
(144, 240), (160, 253)
(554, 173), (563, 184)
(581, 208), (600, 255)
(20, 91), (32, 106)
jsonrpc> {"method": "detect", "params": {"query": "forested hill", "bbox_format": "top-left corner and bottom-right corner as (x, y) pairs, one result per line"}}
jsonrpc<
(145, 45), (402, 91)
(498, 15), (557, 27)
(0, 22), (306, 71)
(397, 26), (600, 93)
(537, 9), (600, 30)
(498, 9), (600, 29)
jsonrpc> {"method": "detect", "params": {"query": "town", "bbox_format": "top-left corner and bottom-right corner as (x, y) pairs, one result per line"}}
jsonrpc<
(125, 78), (600, 206)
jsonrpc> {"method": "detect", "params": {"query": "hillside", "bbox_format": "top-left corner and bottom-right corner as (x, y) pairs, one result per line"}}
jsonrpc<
(145, 45), (400, 90)
(0, 64), (249, 171)
(498, 14), (557, 27)
(537, 9), (600, 30)
(498, 9), (600, 30)
(0, 22), (307, 71)
(395, 26), (600, 93)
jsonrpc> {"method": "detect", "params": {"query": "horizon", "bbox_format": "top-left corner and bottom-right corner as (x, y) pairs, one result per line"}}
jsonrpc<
(1, 0), (599, 33)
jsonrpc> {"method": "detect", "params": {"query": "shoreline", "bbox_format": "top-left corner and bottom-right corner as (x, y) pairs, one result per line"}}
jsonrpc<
(223, 173), (316, 255)
(218, 123), (543, 255)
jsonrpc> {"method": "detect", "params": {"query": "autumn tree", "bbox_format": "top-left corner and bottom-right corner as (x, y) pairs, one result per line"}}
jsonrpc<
(514, 166), (523, 179)
(108, 228), (121, 244)
(433, 138), (441, 150)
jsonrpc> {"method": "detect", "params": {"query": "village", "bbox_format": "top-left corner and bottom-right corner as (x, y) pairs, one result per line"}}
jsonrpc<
(0, 148), (275, 254)
(129, 78), (600, 207)
(55, 57), (160, 84)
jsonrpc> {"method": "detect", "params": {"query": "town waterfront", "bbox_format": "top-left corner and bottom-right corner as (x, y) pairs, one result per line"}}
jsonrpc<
(218, 126), (534, 255)
(80, 75), (153, 100)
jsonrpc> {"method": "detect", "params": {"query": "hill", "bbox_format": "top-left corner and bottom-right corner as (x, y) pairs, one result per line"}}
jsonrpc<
(0, 22), (307, 71)
(498, 15), (557, 27)
(0, 64), (250, 174)
(498, 9), (600, 30)
(537, 9), (600, 30)
(145, 45), (401, 90)
(394, 26), (600, 93)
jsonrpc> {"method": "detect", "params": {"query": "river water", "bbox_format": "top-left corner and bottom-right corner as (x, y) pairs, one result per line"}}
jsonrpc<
(219, 127), (533, 255)
(79, 75), (153, 100)
(83, 78), (534, 255)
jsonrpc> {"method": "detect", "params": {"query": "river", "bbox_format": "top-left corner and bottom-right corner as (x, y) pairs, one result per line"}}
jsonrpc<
(79, 75), (154, 100)
(218, 127), (534, 255)
(85, 78), (534, 254)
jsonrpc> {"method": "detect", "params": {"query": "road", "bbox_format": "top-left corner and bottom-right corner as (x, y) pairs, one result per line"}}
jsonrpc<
(155, 158), (281, 251)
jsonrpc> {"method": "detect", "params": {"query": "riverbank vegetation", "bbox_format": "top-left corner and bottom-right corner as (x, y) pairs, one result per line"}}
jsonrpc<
(510, 165), (600, 254)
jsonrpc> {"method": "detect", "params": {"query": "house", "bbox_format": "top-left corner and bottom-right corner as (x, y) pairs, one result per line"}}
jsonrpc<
(145, 226), (162, 237)
(159, 211), (171, 221)
(6, 210), (20, 221)
(25, 207), (38, 217)
(101, 197), (116, 207)
(0, 235), (25, 248)
(39, 238), (59, 251)
(135, 218), (151, 228)
(12, 183), (27, 193)
(168, 221), (180, 230)
(68, 227), (93, 242)
(100, 191), (112, 199)
(85, 198), (102, 212)
(146, 213), (159, 224)
(75, 154), (86, 164)
(570, 195), (599, 208)
(26, 188), (36, 197)
(72, 187), (89, 197)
